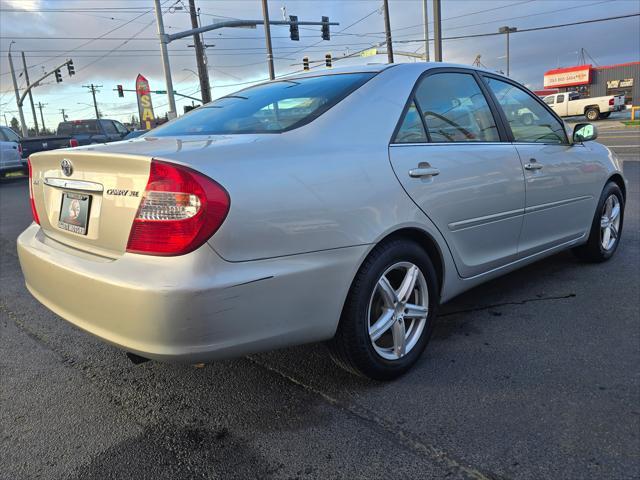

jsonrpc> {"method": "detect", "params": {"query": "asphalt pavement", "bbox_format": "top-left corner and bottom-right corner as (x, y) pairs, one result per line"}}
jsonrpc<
(1, 130), (638, 480)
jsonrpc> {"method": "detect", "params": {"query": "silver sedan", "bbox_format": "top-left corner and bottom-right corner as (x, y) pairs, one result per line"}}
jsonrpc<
(18, 63), (626, 380)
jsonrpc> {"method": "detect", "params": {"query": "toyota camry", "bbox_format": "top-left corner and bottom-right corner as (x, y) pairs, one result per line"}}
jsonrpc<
(18, 63), (626, 380)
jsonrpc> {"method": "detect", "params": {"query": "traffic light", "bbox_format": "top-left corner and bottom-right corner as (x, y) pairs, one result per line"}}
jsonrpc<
(67, 60), (75, 76)
(325, 53), (332, 68)
(321, 16), (330, 41)
(303, 56), (310, 71)
(289, 15), (299, 41)
(117, 85), (124, 98)
(54, 69), (62, 83)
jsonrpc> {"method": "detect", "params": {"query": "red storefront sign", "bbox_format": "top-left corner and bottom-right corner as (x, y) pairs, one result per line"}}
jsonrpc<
(543, 65), (592, 88)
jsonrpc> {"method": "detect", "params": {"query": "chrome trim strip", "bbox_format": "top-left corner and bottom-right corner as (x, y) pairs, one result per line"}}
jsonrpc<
(525, 195), (592, 214)
(448, 208), (524, 232)
(44, 177), (104, 193)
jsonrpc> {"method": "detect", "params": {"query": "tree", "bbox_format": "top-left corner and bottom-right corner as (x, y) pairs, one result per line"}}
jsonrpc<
(10, 117), (20, 134)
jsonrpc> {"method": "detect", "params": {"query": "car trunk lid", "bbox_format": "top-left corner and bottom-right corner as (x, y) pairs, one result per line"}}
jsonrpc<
(29, 150), (151, 258)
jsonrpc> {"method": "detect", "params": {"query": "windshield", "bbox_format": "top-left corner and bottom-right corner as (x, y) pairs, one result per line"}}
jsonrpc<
(151, 73), (375, 136)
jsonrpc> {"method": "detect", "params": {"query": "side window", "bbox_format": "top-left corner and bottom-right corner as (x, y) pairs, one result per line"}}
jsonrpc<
(394, 101), (428, 143)
(5, 128), (20, 142)
(102, 121), (118, 134)
(556, 94), (565, 103)
(114, 121), (128, 134)
(569, 92), (580, 101)
(0, 128), (7, 141)
(484, 77), (567, 144)
(414, 72), (500, 142)
(544, 96), (555, 105)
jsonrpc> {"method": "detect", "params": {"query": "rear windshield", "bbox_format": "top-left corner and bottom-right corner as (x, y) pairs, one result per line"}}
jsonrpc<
(57, 120), (100, 136)
(151, 73), (375, 136)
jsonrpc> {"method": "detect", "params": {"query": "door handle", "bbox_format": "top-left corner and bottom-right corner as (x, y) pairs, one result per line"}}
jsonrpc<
(524, 159), (543, 171)
(409, 166), (440, 178)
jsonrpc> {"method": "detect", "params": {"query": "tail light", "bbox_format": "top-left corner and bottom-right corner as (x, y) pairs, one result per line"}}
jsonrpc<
(27, 157), (40, 225)
(126, 160), (230, 256)
(69, 139), (79, 148)
(609, 98), (614, 106)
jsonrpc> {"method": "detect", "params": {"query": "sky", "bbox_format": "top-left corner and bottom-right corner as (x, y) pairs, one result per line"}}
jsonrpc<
(1, 0), (639, 130)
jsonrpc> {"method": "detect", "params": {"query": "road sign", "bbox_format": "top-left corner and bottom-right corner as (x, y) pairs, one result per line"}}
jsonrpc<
(361, 48), (378, 58)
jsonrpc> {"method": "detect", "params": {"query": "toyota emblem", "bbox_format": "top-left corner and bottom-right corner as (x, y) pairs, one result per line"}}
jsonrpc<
(61, 159), (73, 177)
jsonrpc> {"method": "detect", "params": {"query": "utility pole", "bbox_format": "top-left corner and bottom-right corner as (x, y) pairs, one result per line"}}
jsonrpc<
(153, 0), (177, 118)
(261, 0), (275, 80)
(423, 0), (430, 61)
(498, 26), (517, 76)
(188, 0), (211, 103)
(37, 102), (47, 132)
(21, 51), (39, 135)
(433, 0), (442, 61)
(8, 43), (28, 136)
(83, 84), (102, 119)
(382, 0), (394, 63)
(60, 109), (68, 122)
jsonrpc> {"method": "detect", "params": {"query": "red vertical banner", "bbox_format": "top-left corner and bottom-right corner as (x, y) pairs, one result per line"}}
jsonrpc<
(136, 74), (157, 130)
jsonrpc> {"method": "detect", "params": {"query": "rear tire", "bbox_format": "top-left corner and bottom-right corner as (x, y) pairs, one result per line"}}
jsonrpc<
(572, 181), (624, 262)
(585, 108), (600, 121)
(328, 239), (439, 380)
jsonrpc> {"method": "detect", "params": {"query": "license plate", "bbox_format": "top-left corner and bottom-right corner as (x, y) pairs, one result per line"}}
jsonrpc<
(58, 192), (91, 235)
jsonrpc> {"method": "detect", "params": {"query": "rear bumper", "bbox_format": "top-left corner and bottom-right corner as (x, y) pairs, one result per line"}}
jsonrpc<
(17, 224), (364, 362)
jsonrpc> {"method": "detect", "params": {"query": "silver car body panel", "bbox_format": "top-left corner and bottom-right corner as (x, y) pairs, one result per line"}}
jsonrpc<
(17, 63), (626, 362)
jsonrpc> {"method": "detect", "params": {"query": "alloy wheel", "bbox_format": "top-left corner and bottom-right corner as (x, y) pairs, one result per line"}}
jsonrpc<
(367, 262), (429, 361)
(600, 194), (621, 251)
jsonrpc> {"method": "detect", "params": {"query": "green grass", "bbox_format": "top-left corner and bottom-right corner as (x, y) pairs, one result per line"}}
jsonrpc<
(622, 120), (640, 126)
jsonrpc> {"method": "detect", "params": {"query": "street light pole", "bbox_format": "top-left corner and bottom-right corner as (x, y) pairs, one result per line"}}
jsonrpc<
(153, 0), (177, 118)
(499, 26), (517, 76)
(8, 42), (28, 136)
(433, 0), (442, 61)
(261, 0), (276, 80)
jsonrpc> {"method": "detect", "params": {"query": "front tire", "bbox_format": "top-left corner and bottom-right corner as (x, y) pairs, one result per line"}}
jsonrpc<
(573, 181), (624, 262)
(328, 239), (439, 380)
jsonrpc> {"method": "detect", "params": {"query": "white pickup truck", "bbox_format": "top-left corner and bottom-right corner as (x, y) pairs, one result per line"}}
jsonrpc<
(543, 92), (625, 121)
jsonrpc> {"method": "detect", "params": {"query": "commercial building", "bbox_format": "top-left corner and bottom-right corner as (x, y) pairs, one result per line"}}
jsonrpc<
(542, 61), (639, 105)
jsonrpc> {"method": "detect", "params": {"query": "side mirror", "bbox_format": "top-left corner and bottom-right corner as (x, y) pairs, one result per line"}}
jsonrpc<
(573, 123), (598, 143)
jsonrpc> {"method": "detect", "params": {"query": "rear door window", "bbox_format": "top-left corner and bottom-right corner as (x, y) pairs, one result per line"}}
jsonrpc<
(413, 72), (500, 142)
(394, 101), (428, 143)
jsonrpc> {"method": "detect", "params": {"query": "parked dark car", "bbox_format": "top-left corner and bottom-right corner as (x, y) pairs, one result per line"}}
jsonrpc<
(57, 119), (130, 145)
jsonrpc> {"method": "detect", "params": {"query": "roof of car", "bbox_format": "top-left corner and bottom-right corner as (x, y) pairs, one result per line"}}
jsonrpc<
(284, 62), (500, 79)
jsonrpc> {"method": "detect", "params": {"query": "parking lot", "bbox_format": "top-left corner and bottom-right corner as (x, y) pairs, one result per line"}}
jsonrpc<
(1, 127), (638, 479)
